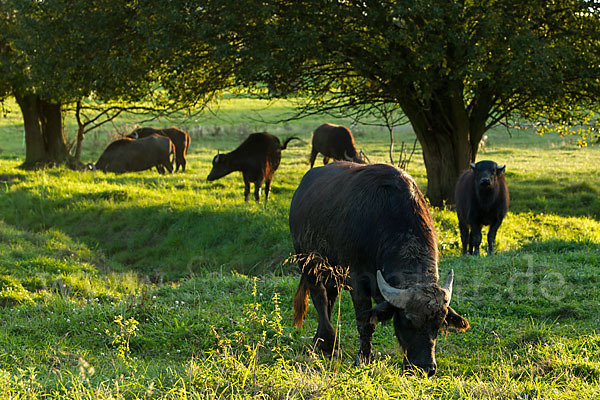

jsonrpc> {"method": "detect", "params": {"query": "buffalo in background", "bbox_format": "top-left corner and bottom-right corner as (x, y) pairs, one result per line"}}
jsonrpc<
(310, 123), (364, 167)
(129, 127), (191, 172)
(455, 160), (509, 256)
(290, 162), (469, 375)
(207, 132), (300, 203)
(91, 134), (174, 174)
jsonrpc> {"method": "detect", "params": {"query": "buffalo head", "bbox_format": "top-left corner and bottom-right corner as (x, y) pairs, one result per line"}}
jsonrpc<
(206, 152), (232, 181)
(370, 270), (469, 376)
(470, 160), (505, 191)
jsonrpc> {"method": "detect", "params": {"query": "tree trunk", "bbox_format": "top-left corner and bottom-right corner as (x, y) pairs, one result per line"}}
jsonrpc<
(15, 93), (45, 167)
(74, 125), (85, 162)
(401, 105), (471, 206)
(399, 80), (492, 206)
(388, 127), (394, 164)
(14, 93), (69, 168)
(418, 130), (471, 207)
(39, 100), (68, 164)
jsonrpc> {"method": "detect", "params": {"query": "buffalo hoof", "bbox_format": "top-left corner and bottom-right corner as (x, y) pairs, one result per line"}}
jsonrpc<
(354, 345), (374, 366)
(311, 347), (339, 363)
(312, 337), (338, 358)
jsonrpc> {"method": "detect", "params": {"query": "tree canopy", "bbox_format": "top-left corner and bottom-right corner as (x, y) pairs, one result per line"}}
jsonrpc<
(0, 0), (164, 167)
(1, 0), (599, 202)
(155, 0), (600, 204)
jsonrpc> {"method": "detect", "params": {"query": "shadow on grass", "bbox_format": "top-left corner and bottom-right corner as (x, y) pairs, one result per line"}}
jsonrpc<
(445, 240), (600, 328)
(0, 185), (295, 281)
(519, 238), (600, 254)
(508, 175), (599, 220)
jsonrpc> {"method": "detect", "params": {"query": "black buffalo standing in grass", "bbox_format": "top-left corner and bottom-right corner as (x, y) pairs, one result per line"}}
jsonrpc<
(128, 127), (191, 172)
(290, 162), (469, 375)
(455, 160), (509, 256)
(91, 134), (174, 174)
(207, 132), (299, 203)
(309, 123), (364, 168)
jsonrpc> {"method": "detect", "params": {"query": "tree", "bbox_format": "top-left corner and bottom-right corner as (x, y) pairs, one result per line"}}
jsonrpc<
(159, 0), (600, 205)
(0, 0), (161, 168)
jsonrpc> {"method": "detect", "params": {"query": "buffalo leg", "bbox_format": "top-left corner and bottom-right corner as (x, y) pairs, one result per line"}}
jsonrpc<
(487, 218), (503, 256)
(263, 178), (272, 203)
(156, 165), (165, 174)
(181, 156), (186, 172)
(325, 279), (339, 321)
(243, 174), (251, 201)
(309, 280), (337, 355)
(323, 156), (330, 165)
(175, 150), (184, 172)
(471, 224), (483, 256)
(468, 230), (474, 255)
(309, 149), (318, 168)
(164, 158), (173, 174)
(458, 220), (470, 255)
(350, 284), (376, 365)
(174, 151), (180, 172)
(253, 177), (264, 203)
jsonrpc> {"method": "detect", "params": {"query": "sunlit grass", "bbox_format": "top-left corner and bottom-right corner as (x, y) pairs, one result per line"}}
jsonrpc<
(0, 99), (598, 398)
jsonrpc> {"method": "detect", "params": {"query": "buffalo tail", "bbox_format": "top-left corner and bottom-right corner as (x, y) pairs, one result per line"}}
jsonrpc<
(292, 274), (310, 328)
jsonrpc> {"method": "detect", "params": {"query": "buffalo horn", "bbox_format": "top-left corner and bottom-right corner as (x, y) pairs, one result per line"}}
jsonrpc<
(377, 270), (412, 309)
(442, 269), (454, 305)
(470, 162), (476, 169)
(344, 150), (353, 162)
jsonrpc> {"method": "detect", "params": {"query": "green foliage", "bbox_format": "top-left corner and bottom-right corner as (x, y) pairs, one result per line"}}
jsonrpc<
(105, 315), (139, 372)
(160, 0), (600, 127)
(2, 0), (156, 102)
(151, 0), (600, 203)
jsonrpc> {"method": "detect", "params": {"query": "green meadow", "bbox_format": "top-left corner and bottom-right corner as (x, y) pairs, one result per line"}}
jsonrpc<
(0, 98), (598, 398)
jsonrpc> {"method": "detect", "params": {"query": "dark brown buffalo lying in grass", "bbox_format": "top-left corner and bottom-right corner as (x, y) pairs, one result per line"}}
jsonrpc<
(455, 160), (509, 256)
(207, 132), (299, 203)
(290, 162), (469, 375)
(128, 127), (191, 172)
(91, 134), (174, 174)
(310, 123), (364, 167)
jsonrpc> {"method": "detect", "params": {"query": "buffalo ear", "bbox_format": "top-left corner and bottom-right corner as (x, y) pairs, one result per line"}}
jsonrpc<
(470, 163), (476, 170)
(496, 164), (505, 175)
(364, 301), (396, 325)
(446, 306), (470, 332)
(213, 154), (220, 164)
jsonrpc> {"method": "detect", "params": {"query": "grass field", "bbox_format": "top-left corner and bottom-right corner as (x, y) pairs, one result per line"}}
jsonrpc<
(0, 98), (599, 398)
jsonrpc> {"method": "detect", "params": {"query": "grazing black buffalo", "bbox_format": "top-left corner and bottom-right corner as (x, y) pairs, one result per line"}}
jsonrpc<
(91, 134), (174, 174)
(207, 132), (299, 203)
(128, 127), (191, 172)
(310, 123), (364, 168)
(290, 162), (469, 375)
(455, 160), (509, 256)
